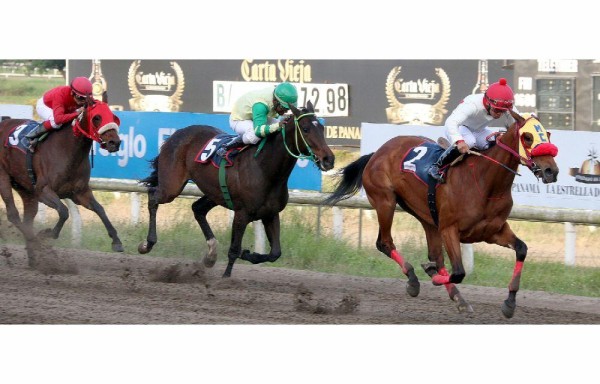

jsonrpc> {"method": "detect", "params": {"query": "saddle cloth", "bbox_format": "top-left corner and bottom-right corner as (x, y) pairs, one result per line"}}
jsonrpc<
(194, 133), (245, 168)
(400, 141), (445, 185)
(4, 120), (40, 154)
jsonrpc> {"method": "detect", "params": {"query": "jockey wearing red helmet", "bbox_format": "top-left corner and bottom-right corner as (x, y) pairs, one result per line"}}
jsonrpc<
(428, 78), (519, 183)
(25, 77), (93, 151)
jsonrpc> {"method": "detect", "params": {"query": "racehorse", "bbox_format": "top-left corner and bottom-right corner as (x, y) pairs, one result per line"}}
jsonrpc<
(138, 100), (335, 278)
(322, 110), (559, 318)
(0, 95), (123, 265)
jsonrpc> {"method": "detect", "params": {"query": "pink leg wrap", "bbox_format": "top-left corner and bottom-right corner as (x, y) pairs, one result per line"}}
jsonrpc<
(432, 274), (450, 285)
(509, 260), (524, 291)
(390, 249), (408, 275)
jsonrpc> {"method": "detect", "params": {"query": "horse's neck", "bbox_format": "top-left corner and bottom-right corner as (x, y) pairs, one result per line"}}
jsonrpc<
(469, 132), (521, 194)
(267, 127), (304, 172)
(50, 128), (92, 167)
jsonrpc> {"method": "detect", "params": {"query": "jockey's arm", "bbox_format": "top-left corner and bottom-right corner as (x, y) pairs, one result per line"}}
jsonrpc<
(50, 101), (79, 127)
(445, 101), (477, 144)
(252, 102), (282, 138)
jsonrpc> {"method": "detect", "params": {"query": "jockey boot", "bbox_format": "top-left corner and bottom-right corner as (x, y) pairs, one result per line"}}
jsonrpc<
(428, 144), (463, 183)
(216, 135), (244, 157)
(25, 123), (48, 152)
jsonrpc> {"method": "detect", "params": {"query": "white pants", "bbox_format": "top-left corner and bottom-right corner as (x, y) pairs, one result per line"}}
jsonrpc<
(447, 125), (493, 150)
(36, 97), (59, 128)
(229, 116), (278, 145)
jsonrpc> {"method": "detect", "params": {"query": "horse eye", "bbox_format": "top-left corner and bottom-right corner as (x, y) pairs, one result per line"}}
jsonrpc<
(522, 132), (534, 148)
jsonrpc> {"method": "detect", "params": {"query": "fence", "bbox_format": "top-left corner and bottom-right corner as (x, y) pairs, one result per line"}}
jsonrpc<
(44, 178), (594, 269)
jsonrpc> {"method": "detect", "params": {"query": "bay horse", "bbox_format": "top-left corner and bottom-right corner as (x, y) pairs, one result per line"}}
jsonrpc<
(323, 111), (559, 318)
(138, 100), (335, 277)
(0, 95), (123, 265)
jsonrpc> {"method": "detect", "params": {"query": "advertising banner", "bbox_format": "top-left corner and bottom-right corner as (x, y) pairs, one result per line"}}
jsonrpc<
(68, 59), (511, 147)
(90, 111), (323, 191)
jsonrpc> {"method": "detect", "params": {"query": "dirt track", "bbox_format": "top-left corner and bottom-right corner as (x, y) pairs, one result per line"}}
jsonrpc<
(1, 244), (598, 325)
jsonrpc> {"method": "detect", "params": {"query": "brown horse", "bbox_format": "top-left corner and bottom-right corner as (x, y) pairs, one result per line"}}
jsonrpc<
(323, 111), (559, 318)
(0, 96), (123, 265)
(138, 100), (335, 278)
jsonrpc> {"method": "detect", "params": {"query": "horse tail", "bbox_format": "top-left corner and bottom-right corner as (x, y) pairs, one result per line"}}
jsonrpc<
(322, 153), (373, 206)
(139, 156), (159, 188)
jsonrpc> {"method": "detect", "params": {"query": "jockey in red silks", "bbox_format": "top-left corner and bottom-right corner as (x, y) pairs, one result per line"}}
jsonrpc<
(428, 77), (520, 183)
(25, 76), (93, 151)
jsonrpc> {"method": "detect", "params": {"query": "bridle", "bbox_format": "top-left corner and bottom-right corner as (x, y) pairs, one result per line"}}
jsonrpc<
(490, 117), (556, 176)
(280, 111), (320, 164)
(71, 101), (118, 149)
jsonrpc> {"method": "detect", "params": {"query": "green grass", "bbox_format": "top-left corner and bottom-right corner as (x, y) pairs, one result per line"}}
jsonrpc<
(0, 76), (65, 107)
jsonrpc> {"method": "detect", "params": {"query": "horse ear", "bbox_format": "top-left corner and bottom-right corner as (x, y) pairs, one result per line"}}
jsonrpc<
(307, 100), (314, 112)
(113, 114), (121, 126)
(289, 102), (299, 116)
(509, 109), (526, 127)
(102, 91), (108, 103)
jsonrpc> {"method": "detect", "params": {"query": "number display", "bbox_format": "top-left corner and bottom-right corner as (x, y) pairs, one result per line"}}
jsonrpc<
(213, 81), (349, 117)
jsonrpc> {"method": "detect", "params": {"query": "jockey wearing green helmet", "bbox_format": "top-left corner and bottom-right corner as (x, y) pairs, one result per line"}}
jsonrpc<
(216, 82), (299, 157)
(274, 82), (298, 109)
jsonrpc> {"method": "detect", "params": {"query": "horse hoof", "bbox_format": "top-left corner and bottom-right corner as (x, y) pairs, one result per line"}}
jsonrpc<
(457, 301), (474, 313)
(203, 254), (217, 268)
(452, 293), (474, 313)
(137, 241), (152, 254)
(501, 300), (516, 318)
(112, 243), (124, 252)
(203, 238), (218, 268)
(406, 281), (420, 297)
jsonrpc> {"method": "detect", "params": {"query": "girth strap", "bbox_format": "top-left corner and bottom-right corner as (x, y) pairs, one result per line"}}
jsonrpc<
(26, 150), (36, 187)
(218, 158), (234, 209)
(427, 183), (439, 227)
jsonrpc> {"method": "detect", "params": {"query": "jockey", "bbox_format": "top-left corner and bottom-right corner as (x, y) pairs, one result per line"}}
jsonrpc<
(25, 76), (93, 151)
(428, 77), (519, 183)
(216, 82), (298, 157)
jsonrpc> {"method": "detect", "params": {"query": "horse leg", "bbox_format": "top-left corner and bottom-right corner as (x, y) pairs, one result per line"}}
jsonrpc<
(419, 221), (472, 313)
(191, 196), (219, 267)
(0, 176), (40, 266)
(36, 187), (70, 240)
(138, 181), (186, 254)
(222, 210), (250, 278)
(437, 226), (466, 286)
(138, 187), (160, 254)
(15, 191), (38, 229)
(489, 222), (526, 319)
(370, 196), (420, 297)
(239, 214), (281, 264)
(71, 188), (123, 252)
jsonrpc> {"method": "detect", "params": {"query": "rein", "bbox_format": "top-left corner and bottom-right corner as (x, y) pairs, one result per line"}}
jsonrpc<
(281, 112), (318, 162)
(478, 117), (538, 176)
(72, 107), (103, 144)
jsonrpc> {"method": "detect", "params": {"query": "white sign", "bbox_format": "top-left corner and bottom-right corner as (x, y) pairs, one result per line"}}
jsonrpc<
(361, 122), (600, 211)
(0, 104), (33, 119)
(213, 81), (349, 117)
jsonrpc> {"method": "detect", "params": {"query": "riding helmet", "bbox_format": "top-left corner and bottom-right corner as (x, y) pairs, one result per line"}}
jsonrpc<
(274, 82), (298, 108)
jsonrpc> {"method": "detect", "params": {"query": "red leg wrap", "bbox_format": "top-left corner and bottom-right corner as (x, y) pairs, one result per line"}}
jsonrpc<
(432, 274), (450, 285)
(508, 260), (524, 291)
(390, 249), (408, 275)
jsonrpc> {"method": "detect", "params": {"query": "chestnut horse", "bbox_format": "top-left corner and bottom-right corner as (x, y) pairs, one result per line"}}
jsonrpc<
(138, 101), (335, 278)
(0, 96), (123, 265)
(323, 111), (559, 318)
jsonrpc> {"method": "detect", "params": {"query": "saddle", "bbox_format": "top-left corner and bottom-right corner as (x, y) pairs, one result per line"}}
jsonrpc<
(194, 133), (247, 168)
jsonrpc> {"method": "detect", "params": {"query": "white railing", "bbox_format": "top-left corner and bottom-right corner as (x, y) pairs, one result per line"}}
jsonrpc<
(77, 178), (599, 268)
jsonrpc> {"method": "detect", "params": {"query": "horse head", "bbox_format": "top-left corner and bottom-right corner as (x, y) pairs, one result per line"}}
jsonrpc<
(506, 110), (559, 183)
(75, 96), (122, 153)
(286, 100), (335, 171)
